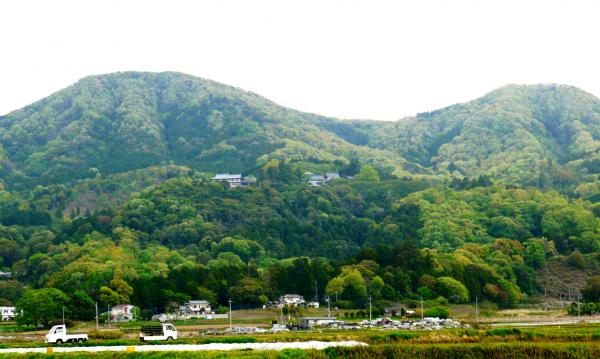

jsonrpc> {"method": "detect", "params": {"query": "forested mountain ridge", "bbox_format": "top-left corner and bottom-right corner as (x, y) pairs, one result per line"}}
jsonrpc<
(367, 84), (600, 187)
(1, 73), (600, 321)
(0, 71), (416, 188)
(2, 72), (600, 193)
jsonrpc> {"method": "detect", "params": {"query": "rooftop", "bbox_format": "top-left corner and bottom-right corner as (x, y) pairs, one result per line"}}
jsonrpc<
(188, 300), (210, 304)
(283, 294), (304, 299)
(212, 174), (242, 180)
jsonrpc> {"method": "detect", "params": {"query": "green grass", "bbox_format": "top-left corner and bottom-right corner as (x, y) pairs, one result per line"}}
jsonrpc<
(1, 343), (599, 358)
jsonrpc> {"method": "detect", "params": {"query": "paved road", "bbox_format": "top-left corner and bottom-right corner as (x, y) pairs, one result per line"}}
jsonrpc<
(0, 340), (367, 354)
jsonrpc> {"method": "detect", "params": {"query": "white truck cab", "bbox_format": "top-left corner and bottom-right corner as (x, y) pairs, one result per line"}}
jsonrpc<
(140, 323), (177, 341)
(45, 324), (88, 344)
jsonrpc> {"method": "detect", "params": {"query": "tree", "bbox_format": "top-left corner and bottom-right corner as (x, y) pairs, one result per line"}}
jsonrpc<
(197, 286), (218, 305)
(523, 239), (546, 269)
(16, 288), (70, 327)
(436, 277), (469, 303)
(340, 157), (361, 177)
(581, 276), (600, 302)
(0, 280), (25, 303)
(70, 290), (95, 320)
(325, 277), (345, 298)
(369, 276), (385, 299)
(341, 269), (368, 307)
(228, 277), (266, 307)
(355, 165), (380, 182)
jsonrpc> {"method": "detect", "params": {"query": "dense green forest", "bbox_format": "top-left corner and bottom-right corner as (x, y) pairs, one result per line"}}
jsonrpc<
(0, 72), (600, 326)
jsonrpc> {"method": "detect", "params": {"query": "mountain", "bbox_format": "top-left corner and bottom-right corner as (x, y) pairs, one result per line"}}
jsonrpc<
(1, 74), (599, 315)
(2, 73), (600, 192)
(0, 72), (416, 188)
(366, 84), (600, 187)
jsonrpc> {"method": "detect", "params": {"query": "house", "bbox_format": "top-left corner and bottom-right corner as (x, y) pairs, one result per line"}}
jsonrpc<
(280, 294), (305, 307)
(211, 174), (251, 188)
(299, 317), (337, 327)
(0, 271), (11, 279)
(307, 301), (320, 308)
(0, 306), (15, 321)
(180, 300), (212, 317)
(307, 172), (340, 186)
(325, 172), (340, 181)
(110, 304), (136, 322)
(385, 303), (408, 317)
(308, 174), (326, 186)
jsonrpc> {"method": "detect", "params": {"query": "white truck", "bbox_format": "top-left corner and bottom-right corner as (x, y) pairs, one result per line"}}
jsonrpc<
(139, 323), (177, 341)
(45, 324), (88, 344)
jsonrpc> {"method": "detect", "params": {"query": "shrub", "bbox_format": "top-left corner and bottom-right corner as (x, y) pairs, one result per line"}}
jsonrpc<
(567, 249), (586, 268)
(423, 307), (449, 319)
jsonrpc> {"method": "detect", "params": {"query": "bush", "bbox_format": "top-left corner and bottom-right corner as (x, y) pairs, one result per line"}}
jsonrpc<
(336, 300), (353, 309)
(567, 249), (586, 268)
(423, 307), (449, 319)
(434, 296), (448, 306)
(215, 306), (229, 314)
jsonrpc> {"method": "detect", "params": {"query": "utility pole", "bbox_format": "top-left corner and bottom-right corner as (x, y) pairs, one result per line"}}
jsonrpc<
(107, 305), (110, 328)
(95, 302), (99, 330)
(279, 295), (284, 325)
(315, 280), (318, 303)
(475, 296), (479, 324)
(420, 296), (424, 321)
(228, 298), (233, 331)
(62, 307), (65, 325)
(368, 296), (372, 322)
(577, 296), (581, 321)
(326, 296), (331, 317)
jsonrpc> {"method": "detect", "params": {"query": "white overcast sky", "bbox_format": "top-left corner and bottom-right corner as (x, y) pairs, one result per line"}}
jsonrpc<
(1, 0), (599, 121)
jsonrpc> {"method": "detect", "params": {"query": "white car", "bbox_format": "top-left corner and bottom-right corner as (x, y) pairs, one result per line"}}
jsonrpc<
(140, 323), (178, 341)
(270, 324), (289, 333)
(45, 325), (88, 344)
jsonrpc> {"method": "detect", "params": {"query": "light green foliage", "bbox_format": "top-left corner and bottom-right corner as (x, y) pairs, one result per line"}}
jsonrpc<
(356, 165), (380, 182)
(0, 72), (414, 187)
(1, 75), (600, 315)
(435, 277), (469, 303)
(16, 288), (70, 327)
(523, 238), (547, 268)
(368, 84), (600, 187)
(228, 277), (266, 306)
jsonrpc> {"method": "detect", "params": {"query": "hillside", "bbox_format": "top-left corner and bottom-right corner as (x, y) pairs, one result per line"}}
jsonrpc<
(367, 84), (600, 187)
(1, 74), (600, 319)
(0, 72), (416, 188)
(2, 73), (600, 193)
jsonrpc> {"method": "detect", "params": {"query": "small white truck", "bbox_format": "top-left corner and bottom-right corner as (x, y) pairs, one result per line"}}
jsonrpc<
(45, 324), (88, 344)
(139, 323), (178, 341)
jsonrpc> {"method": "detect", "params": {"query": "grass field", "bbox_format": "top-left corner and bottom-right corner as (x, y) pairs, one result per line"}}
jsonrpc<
(2, 308), (599, 358)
